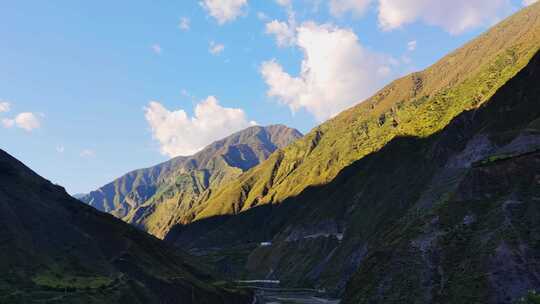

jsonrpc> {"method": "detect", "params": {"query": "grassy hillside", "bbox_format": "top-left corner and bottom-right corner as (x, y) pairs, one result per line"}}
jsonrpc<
(0, 149), (250, 304)
(183, 3), (540, 224)
(169, 45), (540, 303)
(164, 3), (540, 303)
(341, 48), (540, 303)
(80, 125), (301, 238)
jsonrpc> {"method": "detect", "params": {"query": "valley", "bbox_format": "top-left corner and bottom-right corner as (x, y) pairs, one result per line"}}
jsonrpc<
(2, 2), (540, 303)
(256, 291), (340, 304)
(162, 4), (540, 302)
(234, 282), (340, 304)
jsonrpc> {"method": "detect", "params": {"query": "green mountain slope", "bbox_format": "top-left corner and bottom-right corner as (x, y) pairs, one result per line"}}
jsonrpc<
(340, 45), (540, 304)
(0, 150), (250, 304)
(81, 125), (302, 238)
(179, 3), (540, 224)
(168, 41), (540, 303)
(163, 3), (540, 302)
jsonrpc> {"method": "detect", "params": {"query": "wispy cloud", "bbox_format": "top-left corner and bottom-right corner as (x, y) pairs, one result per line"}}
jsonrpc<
(266, 18), (296, 47)
(329, 0), (371, 17)
(0, 101), (10, 113)
(200, 0), (248, 25)
(80, 149), (96, 158)
(257, 11), (269, 21)
(408, 40), (417, 51)
(265, 1), (296, 48)
(275, 0), (291, 7)
(209, 41), (225, 55)
(151, 44), (162, 55)
(179, 17), (191, 31)
(378, 0), (511, 35)
(2, 118), (14, 128)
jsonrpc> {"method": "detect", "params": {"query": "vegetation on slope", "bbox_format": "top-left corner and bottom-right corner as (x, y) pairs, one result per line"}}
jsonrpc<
(163, 4), (540, 303)
(169, 44), (540, 303)
(80, 125), (302, 238)
(341, 50), (540, 303)
(0, 150), (250, 304)
(180, 3), (540, 224)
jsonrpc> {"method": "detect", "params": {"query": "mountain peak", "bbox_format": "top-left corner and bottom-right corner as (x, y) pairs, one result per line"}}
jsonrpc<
(163, 6), (540, 301)
(183, 3), (540, 226)
(80, 124), (302, 237)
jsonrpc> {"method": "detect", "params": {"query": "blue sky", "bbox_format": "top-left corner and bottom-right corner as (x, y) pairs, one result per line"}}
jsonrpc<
(0, 0), (533, 194)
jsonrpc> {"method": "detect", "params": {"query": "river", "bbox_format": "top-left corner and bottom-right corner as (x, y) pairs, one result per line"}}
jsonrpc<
(255, 290), (340, 303)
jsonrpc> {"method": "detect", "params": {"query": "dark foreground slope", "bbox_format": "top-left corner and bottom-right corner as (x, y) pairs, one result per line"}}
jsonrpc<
(166, 24), (540, 304)
(81, 125), (301, 238)
(0, 150), (249, 304)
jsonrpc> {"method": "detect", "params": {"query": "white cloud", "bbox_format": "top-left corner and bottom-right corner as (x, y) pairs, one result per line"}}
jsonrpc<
(265, 2), (297, 48)
(80, 149), (96, 158)
(56, 146), (65, 153)
(144, 97), (256, 157)
(16, 112), (41, 131)
(179, 17), (190, 31)
(152, 44), (162, 55)
(200, 0), (248, 24)
(407, 40), (417, 51)
(266, 19), (296, 47)
(257, 11), (269, 21)
(2, 118), (14, 128)
(180, 89), (192, 99)
(209, 41), (225, 55)
(275, 0), (291, 7)
(3, 112), (41, 132)
(261, 22), (393, 121)
(378, 0), (511, 34)
(0, 101), (10, 113)
(401, 55), (412, 65)
(523, 0), (538, 5)
(329, 0), (372, 17)
(0, 103), (41, 132)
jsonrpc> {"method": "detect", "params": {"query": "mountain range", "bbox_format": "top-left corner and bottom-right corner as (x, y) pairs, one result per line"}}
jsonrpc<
(0, 149), (249, 304)
(4, 2), (540, 304)
(161, 3), (540, 303)
(80, 125), (302, 238)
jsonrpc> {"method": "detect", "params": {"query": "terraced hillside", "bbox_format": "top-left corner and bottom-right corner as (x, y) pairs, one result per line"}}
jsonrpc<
(0, 149), (250, 304)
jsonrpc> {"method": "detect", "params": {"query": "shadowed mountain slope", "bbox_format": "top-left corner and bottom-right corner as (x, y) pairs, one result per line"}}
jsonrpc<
(339, 45), (540, 304)
(168, 44), (540, 304)
(81, 125), (302, 238)
(164, 4), (540, 303)
(0, 149), (250, 304)
(174, 3), (540, 226)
